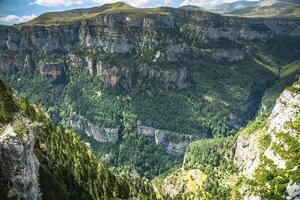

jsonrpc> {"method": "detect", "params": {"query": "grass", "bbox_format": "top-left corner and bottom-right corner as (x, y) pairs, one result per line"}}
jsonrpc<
(25, 3), (171, 26)
(254, 58), (280, 76)
(23, 2), (211, 26)
(280, 60), (300, 77)
(229, 2), (300, 18)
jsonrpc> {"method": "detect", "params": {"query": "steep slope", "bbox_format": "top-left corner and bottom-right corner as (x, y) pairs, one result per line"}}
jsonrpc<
(0, 80), (157, 200)
(212, 1), (258, 14)
(0, 2), (300, 178)
(229, 0), (300, 17)
(156, 79), (300, 199)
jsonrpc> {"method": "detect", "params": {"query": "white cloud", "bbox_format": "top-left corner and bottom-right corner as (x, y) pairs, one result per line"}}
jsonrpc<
(0, 14), (37, 23)
(181, 0), (253, 8)
(165, 0), (173, 4)
(35, 0), (88, 7)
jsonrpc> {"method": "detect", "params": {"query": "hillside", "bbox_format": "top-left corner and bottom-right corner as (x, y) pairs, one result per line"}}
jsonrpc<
(212, 1), (258, 14)
(179, 5), (205, 11)
(155, 78), (300, 199)
(0, 79), (157, 200)
(228, 0), (300, 17)
(0, 1), (300, 180)
(25, 2), (206, 26)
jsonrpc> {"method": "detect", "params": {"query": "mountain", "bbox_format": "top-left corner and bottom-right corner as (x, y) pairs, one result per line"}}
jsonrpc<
(179, 5), (205, 11)
(212, 1), (258, 13)
(229, 0), (300, 17)
(0, 79), (156, 200)
(156, 78), (300, 199)
(0, 1), (300, 184)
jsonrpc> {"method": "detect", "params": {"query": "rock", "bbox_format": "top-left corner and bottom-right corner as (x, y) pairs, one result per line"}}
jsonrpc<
(70, 115), (119, 144)
(6, 30), (20, 52)
(235, 80), (300, 198)
(234, 132), (260, 178)
(267, 83), (300, 134)
(137, 125), (195, 155)
(212, 49), (245, 61)
(0, 124), (41, 200)
(264, 148), (286, 169)
(137, 126), (156, 137)
(287, 182), (300, 200)
(96, 64), (132, 89)
(39, 60), (65, 81)
(166, 142), (190, 156)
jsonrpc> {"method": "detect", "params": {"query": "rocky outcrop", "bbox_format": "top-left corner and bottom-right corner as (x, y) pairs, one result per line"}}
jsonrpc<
(166, 142), (191, 156)
(267, 84), (300, 134)
(39, 60), (65, 81)
(137, 125), (196, 155)
(87, 60), (190, 89)
(234, 79), (300, 199)
(234, 132), (260, 178)
(212, 49), (245, 61)
(0, 124), (40, 200)
(70, 115), (119, 144)
(137, 126), (167, 144)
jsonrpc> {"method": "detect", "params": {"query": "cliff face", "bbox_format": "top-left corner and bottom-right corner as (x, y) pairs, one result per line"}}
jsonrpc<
(0, 123), (40, 200)
(158, 79), (300, 199)
(234, 79), (300, 199)
(0, 9), (299, 88)
(138, 125), (197, 155)
(70, 115), (119, 144)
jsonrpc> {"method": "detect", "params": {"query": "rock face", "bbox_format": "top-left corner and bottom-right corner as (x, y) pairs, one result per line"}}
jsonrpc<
(234, 132), (260, 178)
(137, 125), (196, 155)
(39, 60), (65, 81)
(268, 85), (300, 134)
(0, 124), (40, 200)
(71, 115), (119, 144)
(0, 8), (299, 90)
(234, 79), (300, 199)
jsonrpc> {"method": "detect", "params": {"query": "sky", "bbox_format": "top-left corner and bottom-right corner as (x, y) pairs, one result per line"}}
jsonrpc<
(0, 0), (259, 25)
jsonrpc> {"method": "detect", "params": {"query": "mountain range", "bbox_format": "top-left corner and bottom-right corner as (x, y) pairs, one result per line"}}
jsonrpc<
(0, 1), (299, 199)
(214, 0), (300, 17)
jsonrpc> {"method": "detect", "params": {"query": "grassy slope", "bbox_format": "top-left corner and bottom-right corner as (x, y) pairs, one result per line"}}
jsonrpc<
(24, 2), (208, 26)
(229, 2), (300, 17)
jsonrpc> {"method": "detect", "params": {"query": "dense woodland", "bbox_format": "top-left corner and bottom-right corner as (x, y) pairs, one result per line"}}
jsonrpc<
(0, 80), (157, 200)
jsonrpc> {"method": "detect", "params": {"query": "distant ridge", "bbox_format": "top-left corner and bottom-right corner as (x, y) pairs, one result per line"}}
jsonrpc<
(212, 1), (258, 13)
(179, 5), (205, 11)
(228, 0), (300, 17)
(25, 2), (210, 26)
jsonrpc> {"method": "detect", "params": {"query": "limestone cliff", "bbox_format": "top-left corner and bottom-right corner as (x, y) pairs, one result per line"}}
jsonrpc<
(0, 4), (299, 88)
(0, 122), (40, 200)
(70, 115), (119, 144)
(234, 79), (300, 199)
(137, 125), (197, 155)
(158, 79), (300, 199)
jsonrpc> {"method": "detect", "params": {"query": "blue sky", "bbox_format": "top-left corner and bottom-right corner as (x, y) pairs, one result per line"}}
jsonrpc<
(0, 0), (259, 25)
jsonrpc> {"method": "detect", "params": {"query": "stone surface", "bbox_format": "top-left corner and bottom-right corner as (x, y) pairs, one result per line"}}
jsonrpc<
(234, 132), (260, 178)
(0, 124), (41, 200)
(71, 115), (119, 144)
(137, 125), (195, 155)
